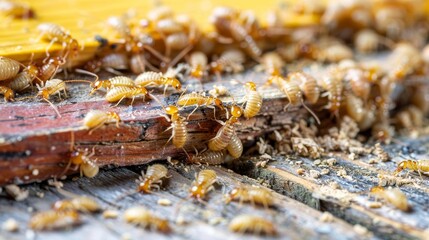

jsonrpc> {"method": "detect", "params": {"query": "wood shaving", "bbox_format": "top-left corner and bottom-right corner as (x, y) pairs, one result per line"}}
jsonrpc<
(36, 192), (44, 198)
(353, 224), (369, 235)
(329, 182), (340, 190)
(320, 169), (330, 175)
(157, 198), (172, 206)
(291, 137), (323, 159)
(368, 201), (382, 208)
(314, 159), (321, 165)
(209, 85), (228, 97)
(373, 143), (390, 162)
(2, 218), (19, 232)
(319, 212), (334, 223)
(368, 158), (378, 164)
(208, 217), (225, 225)
(103, 210), (119, 219)
(326, 158), (337, 166)
(297, 168), (305, 175)
(5, 184), (28, 201)
(310, 170), (321, 179)
(256, 160), (268, 168)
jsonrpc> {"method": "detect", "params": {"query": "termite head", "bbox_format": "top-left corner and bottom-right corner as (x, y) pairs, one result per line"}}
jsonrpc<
(245, 82), (257, 91)
(230, 105), (243, 121)
(26, 64), (39, 79)
(90, 80), (110, 94)
(107, 112), (121, 127)
(224, 187), (242, 204)
(190, 185), (206, 199)
(167, 77), (182, 90)
(70, 151), (84, 165)
(370, 186), (384, 194)
(157, 219), (172, 233)
(37, 88), (51, 100)
(165, 105), (179, 115)
(53, 200), (74, 211)
(214, 98), (224, 111)
(2, 88), (15, 101)
(394, 160), (413, 176)
(50, 56), (66, 66)
(137, 180), (152, 193)
(68, 39), (80, 58)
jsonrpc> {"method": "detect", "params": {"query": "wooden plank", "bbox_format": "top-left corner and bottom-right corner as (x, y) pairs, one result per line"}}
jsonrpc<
(0, 164), (368, 240)
(232, 136), (429, 240)
(0, 70), (311, 186)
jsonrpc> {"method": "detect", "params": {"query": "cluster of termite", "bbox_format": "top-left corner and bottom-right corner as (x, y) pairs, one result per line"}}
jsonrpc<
(27, 166), (277, 236)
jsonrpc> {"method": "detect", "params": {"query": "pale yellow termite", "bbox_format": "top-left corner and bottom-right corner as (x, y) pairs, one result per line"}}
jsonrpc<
(208, 105), (242, 151)
(29, 210), (80, 231)
(225, 185), (274, 208)
(90, 76), (135, 94)
(124, 206), (171, 233)
(370, 186), (410, 212)
(242, 82), (262, 119)
(53, 196), (101, 213)
(0, 56), (20, 81)
(83, 110), (121, 134)
(136, 164), (169, 193)
(226, 134), (243, 159)
(190, 169), (217, 200)
(229, 214), (277, 236)
(105, 86), (149, 106)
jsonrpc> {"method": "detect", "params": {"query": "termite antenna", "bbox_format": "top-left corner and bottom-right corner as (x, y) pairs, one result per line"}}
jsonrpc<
(301, 98), (320, 125)
(74, 68), (99, 81)
(42, 97), (62, 118)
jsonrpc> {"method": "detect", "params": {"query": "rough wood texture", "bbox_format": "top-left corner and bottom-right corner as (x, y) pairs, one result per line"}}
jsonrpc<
(0, 71), (311, 185)
(232, 137), (429, 240)
(0, 165), (368, 240)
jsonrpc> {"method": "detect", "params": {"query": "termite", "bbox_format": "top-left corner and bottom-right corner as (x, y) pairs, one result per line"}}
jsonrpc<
(0, 56), (20, 81)
(268, 76), (320, 124)
(394, 159), (429, 178)
(177, 92), (225, 118)
(0, 0), (35, 19)
(189, 169), (217, 200)
(225, 185), (274, 208)
(320, 68), (343, 118)
(34, 56), (66, 83)
(288, 71), (320, 105)
(37, 23), (79, 58)
(0, 86), (15, 102)
(8, 72), (33, 92)
(188, 150), (227, 165)
(344, 94), (364, 122)
(154, 104), (186, 150)
(147, 6), (174, 22)
(208, 105), (242, 151)
(136, 164), (169, 193)
(242, 82), (262, 119)
(354, 29), (393, 53)
(370, 186), (410, 211)
(210, 49), (246, 79)
(90, 76), (135, 94)
(260, 52), (284, 77)
(229, 215), (277, 236)
(227, 134), (243, 159)
(53, 196), (101, 213)
(135, 71), (181, 94)
(36, 78), (67, 117)
(100, 52), (129, 74)
(105, 86), (150, 106)
(124, 206), (171, 233)
(189, 51), (208, 79)
(212, 9), (261, 59)
(343, 67), (371, 101)
(83, 110), (121, 134)
(387, 43), (422, 81)
(29, 210), (80, 231)
(61, 132), (99, 178)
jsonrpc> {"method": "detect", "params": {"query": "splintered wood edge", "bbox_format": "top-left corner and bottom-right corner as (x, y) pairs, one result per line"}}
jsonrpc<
(0, 94), (308, 185)
(239, 161), (427, 240)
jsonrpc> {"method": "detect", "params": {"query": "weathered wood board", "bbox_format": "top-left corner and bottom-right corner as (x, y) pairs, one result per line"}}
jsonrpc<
(0, 165), (368, 240)
(0, 70), (313, 185)
(233, 137), (429, 240)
